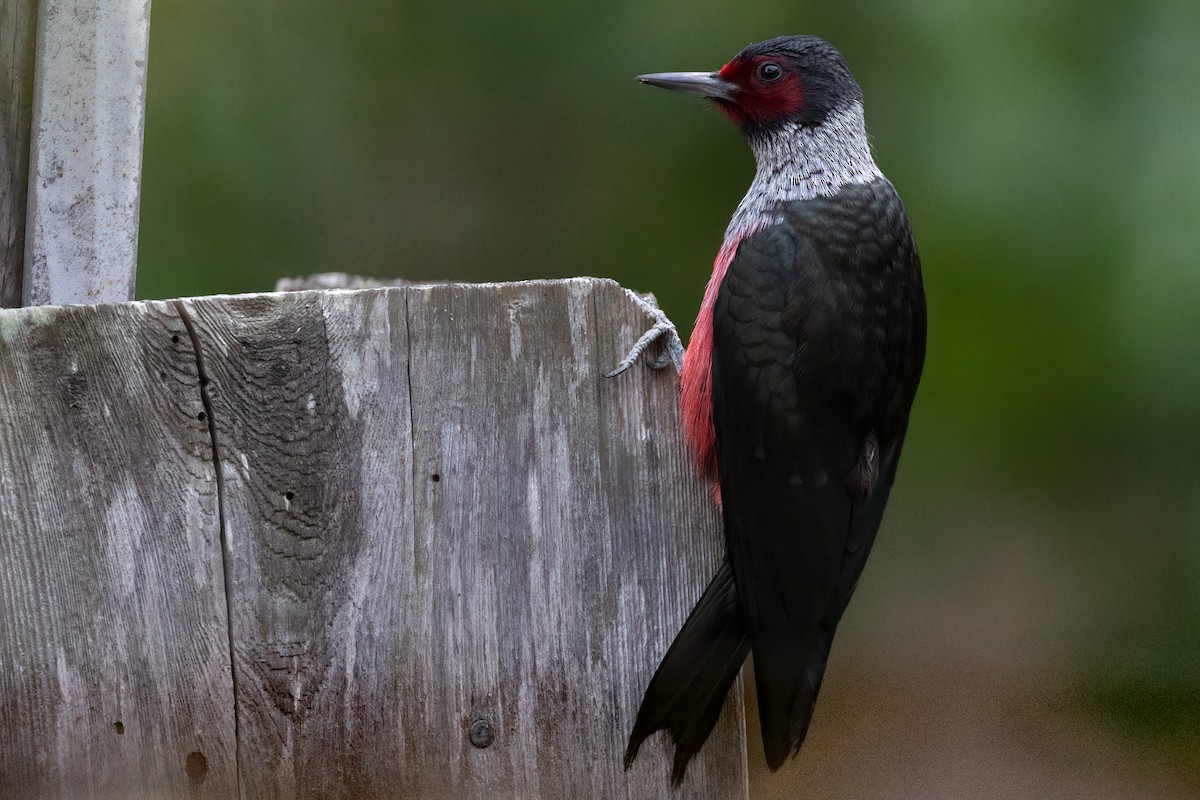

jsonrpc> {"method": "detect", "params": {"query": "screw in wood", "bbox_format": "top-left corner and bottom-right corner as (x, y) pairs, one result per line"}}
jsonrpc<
(468, 718), (495, 749)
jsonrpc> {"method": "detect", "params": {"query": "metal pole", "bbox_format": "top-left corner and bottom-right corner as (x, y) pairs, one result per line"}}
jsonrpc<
(0, 0), (38, 308)
(22, 0), (151, 306)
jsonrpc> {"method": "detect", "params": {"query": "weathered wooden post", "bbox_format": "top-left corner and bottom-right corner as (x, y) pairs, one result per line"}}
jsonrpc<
(0, 279), (749, 799)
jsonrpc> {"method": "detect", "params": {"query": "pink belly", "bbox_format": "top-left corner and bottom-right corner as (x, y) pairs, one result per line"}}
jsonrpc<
(679, 236), (744, 491)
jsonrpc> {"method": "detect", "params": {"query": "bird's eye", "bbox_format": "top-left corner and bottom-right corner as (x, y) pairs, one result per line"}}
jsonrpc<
(757, 62), (783, 83)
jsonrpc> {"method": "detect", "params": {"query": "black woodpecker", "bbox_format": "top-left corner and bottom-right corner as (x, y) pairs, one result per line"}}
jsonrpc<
(614, 35), (927, 785)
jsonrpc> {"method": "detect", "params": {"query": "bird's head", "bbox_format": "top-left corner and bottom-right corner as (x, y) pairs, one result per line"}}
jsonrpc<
(638, 36), (864, 139)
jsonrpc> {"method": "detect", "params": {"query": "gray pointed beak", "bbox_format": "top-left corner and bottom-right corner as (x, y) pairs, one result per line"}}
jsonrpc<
(636, 71), (737, 101)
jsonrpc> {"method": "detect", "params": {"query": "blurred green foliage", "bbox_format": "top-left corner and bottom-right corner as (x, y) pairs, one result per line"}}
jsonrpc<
(139, 0), (1200, 743)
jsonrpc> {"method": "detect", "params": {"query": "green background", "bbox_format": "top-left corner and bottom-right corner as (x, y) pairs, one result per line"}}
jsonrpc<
(138, 0), (1200, 792)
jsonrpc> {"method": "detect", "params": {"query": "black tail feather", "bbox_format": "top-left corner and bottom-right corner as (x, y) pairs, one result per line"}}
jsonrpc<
(753, 624), (833, 771)
(624, 557), (751, 785)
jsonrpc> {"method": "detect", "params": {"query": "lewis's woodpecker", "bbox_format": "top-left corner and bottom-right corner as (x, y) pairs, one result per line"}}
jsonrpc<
(613, 36), (927, 783)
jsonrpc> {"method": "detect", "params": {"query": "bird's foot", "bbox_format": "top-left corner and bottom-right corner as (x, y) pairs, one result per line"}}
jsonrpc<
(607, 291), (685, 377)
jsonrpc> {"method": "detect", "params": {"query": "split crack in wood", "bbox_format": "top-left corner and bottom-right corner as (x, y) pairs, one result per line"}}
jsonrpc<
(171, 299), (243, 796)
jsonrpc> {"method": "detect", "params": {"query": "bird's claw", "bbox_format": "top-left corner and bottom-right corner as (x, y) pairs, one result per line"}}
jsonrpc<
(607, 291), (686, 378)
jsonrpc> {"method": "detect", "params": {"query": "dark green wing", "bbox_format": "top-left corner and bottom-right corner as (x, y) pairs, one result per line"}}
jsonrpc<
(711, 178), (925, 769)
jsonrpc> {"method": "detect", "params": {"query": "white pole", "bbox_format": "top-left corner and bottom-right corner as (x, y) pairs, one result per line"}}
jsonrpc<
(1, 0), (38, 308)
(22, 0), (151, 306)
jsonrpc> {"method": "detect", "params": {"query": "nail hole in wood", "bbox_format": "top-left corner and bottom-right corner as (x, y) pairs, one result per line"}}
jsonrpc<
(185, 750), (208, 783)
(285, 491), (295, 501)
(113, 721), (124, 735)
(197, 411), (206, 422)
(171, 334), (180, 344)
(431, 473), (441, 483)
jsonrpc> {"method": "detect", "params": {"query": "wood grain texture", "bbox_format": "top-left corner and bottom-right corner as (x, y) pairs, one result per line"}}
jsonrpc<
(180, 288), (416, 799)
(0, 279), (748, 798)
(0, 302), (238, 798)
(399, 279), (746, 799)
(0, 0), (37, 307)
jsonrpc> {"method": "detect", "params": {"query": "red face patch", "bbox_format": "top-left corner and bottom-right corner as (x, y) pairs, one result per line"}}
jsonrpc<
(715, 56), (805, 126)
